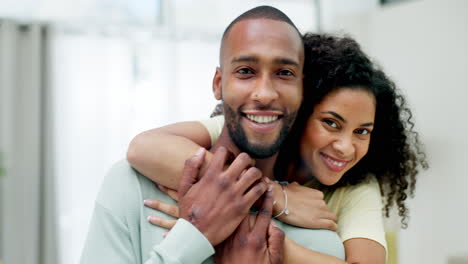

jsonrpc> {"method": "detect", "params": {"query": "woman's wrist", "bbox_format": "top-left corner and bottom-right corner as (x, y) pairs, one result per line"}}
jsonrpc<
(273, 182), (289, 218)
(272, 181), (285, 216)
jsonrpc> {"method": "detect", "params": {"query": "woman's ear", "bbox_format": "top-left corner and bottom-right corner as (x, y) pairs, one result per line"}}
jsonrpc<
(212, 67), (222, 100)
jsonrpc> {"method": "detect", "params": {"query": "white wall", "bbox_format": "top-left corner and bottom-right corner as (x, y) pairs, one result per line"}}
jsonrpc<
(48, 31), (220, 263)
(331, 0), (468, 263)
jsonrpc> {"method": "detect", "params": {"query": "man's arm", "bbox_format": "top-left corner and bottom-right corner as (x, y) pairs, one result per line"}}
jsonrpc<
(81, 203), (214, 264)
(80, 161), (214, 264)
(146, 219), (215, 264)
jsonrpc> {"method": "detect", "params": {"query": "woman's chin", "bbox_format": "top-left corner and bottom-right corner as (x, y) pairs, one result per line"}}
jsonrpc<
(315, 173), (343, 186)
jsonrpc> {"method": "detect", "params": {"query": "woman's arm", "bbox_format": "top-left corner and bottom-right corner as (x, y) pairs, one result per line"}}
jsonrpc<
(127, 121), (214, 190)
(344, 238), (386, 264)
(284, 237), (345, 264)
(128, 118), (337, 231)
(284, 237), (385, 264)
(143, 197), (385, 264)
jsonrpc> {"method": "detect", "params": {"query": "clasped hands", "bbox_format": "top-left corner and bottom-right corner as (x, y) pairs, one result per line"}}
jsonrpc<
(144, 147), (337, 263)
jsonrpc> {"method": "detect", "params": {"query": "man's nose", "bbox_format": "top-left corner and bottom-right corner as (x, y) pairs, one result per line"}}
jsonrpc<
(250, 75), (279, 105)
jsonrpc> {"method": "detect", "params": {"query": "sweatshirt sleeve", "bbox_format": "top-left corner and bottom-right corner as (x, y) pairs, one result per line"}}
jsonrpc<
(81, 204), (214, 264)
(146, 219), (215, 264)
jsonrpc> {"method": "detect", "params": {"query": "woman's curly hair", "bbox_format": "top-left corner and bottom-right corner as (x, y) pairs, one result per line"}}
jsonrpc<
(275, 33), (429, 228)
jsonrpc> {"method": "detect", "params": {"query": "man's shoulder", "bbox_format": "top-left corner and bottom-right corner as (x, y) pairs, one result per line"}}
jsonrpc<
(94, 160), (147, 218)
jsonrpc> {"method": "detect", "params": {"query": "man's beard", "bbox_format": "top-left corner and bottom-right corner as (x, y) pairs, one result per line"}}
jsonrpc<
(223, 103), (297, 159)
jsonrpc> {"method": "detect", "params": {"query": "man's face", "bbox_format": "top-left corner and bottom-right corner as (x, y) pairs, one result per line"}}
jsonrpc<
(213, 19), (304, 159)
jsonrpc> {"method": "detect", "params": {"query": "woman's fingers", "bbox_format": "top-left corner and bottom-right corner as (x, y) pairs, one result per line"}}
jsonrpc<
(316, 218), (338, 231)
(144, 198), (179, 229)
(147, 216), (177, 229)
(322, 210), (338, 223)
(166, 188), (179, 201)
(144, 199), (179, 217)
(157, 184), (180, 201)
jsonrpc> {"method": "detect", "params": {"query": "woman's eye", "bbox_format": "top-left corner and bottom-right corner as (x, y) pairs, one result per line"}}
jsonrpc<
(356, 129), (371, 135)
(324, 119), (338, 128)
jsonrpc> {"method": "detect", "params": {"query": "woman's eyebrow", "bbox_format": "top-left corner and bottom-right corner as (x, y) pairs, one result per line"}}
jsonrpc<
(321, 111), (345, 122)
(360, 122), (374, 127)
(322, 111), (374, 127)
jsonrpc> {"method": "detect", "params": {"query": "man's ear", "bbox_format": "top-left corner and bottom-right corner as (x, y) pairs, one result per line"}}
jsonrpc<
(212, 67), (222, 100)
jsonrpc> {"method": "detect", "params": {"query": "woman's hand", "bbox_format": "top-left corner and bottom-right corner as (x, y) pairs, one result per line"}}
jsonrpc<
(273, 182), (338, 231)
(146, 181), (338, 231)
(156, 184), (179, 201)
(144, 184), (181, 229)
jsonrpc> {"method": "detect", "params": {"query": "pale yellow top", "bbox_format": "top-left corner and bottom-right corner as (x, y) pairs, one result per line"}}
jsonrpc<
(323, 177), (387, 251)
(199, 115), (387, 252)
(199, 115), (225, 146)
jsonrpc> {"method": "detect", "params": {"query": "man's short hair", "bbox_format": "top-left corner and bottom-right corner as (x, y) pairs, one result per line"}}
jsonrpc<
(220, 6), (303, 56)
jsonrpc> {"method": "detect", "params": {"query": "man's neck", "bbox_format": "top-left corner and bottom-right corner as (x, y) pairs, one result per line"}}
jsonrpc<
(210, 126), (278, 179)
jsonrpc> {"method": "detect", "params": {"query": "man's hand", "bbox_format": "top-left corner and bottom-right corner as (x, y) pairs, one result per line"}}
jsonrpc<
(274, 182), (337, 230)
(178, 147), (269, 246)
(215, 187), (285, 264)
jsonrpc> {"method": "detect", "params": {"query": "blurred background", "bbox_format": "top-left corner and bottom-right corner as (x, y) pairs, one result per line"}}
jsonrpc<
(0, 0), (467, 263)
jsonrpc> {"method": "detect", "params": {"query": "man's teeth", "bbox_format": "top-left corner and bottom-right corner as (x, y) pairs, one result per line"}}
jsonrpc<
(246, 114), (279, 124)
(325, 156), (345, 167)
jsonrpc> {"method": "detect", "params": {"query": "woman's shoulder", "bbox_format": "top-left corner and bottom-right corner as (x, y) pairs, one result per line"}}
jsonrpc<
(330, 175), (387, 252)
(327, 174), (382, 213)
(345, 174), (380, 193)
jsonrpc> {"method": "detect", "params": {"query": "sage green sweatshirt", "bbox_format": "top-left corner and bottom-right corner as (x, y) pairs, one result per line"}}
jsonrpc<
(80, 160), (344, 264)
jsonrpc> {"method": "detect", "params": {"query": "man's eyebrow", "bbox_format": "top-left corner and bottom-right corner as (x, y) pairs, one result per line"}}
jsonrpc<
(274, 58), (299, 67)
(230, 56), (299, 67)
(322, 111), (374, 127)
(231, 56), (258, 64)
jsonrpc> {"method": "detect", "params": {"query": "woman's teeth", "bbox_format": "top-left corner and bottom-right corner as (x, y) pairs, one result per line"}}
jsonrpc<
(325, 155), (345, 167)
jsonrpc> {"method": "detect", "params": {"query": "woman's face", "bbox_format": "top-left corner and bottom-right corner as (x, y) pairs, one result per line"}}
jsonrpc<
(300, 88), (376, 186)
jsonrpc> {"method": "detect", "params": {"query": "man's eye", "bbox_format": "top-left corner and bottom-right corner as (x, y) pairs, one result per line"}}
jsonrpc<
(278, 70), (293, 76)
(237, 68), (253, 75)
(324, 119), (338, 128)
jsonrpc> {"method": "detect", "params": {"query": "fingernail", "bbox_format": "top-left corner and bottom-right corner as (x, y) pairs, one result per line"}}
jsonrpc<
(147, 216), (154, 222)
(144, 199), (152, 206)
(162, 231), (169, 238)
(271, 220), (278, 227)
(195, 148), (205, 157)
(268, 184), (273, 192)
(157, 184), (166, 191)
